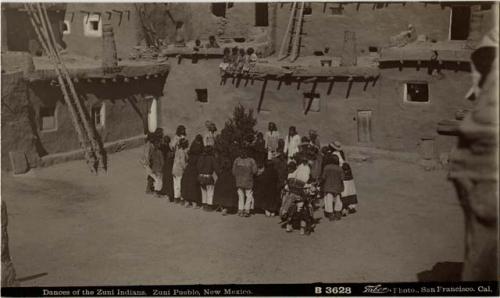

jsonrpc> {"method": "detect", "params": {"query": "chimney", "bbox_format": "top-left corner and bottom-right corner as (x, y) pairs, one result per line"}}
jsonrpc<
(340, 30), (357, 67)
(102, 24), (118, 69)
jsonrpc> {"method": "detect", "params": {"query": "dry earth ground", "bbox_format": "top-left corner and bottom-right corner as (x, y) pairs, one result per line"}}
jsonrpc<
(2, 147), (464, 286)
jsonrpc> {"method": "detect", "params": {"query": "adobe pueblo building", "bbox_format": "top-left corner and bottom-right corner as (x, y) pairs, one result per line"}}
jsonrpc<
(1, 3), (169, 172)
(1, 2), (497, 172)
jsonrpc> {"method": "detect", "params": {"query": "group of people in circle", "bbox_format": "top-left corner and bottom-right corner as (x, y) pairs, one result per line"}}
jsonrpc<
(141, 121), (358, 235)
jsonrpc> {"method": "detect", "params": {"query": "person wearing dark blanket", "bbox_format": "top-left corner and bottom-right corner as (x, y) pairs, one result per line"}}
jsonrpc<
(148, 136), (165, 198)
(214, 157), (238, 215)
(160, 135), (175, 201)
(252, 132), (267, 166)
(182, 134), (203, 208)
(197, 145), (217, 211)
(254, 160), (280, 217)
(142, 133), (155, 195)
(321, 154), (345, 221)
(272, 139), (288, 193)
(340, 162), (358, 215)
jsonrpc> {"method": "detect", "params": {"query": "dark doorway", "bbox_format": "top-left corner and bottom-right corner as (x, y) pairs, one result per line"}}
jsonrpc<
(450, 6), (471, 40)
(255, 3), (269, 27)
(211, 3), (226, 18)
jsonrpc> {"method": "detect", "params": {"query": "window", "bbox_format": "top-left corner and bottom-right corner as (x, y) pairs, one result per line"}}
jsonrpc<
(449, 6), (471, 40)
(91, 104), (105, 128)
(404, 82), (429, 103)
(83, 13), (102, 37)
(211, 3), (226, 18)
(368, 46), (379, 53)
(40, 105), (57, 131)
(303, 3), (312, 15)
(255, 3), (269, 27)
(195, 89), (208, 103)
(329, 6), (343, 15)
(62, 20), (71, 35)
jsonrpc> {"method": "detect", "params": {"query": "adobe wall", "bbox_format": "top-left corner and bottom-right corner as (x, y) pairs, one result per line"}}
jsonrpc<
(0, 74), (166, 171)
(2, 8), (65, 54)
(141, 3), (266, 42)
(63, 3), (141, 60)
(1, 72), (40, 171)
(161, 59), (472, 157)
(275, 2), (451, 56)
(28, 77), (165, 155)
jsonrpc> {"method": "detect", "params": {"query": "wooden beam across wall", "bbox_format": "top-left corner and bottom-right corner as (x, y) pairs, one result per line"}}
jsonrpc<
(257, 77), (268, 113)
(304, 80), (318, 115)
(346, 77), (354, 98)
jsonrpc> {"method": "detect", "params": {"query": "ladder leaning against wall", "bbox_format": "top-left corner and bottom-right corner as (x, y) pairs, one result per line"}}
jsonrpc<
(278, 2), (305, 62)
(24, 3), (107, 174)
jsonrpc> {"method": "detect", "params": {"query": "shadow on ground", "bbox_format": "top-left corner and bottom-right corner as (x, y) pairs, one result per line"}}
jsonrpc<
(417, 262), (463, 281)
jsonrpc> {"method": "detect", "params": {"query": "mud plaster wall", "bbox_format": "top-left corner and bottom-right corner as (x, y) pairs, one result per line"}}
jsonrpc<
(161, 59), (473, 156)
(1, 72), (40, 171)
(141, 3), (263, 42)
(276, 2), (452, 56)
(3, 76), (166, 167)
(2, 9), (65, 54)
(63, 3), (141, 60)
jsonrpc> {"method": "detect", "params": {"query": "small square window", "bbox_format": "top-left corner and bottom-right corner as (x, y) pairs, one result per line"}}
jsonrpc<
(62, 20), (71, 35)
(404, 82), (429, 103)
(329, 6), (343, 15)
(303, 3), (312, 15)
(40, 105), (57, 131)
(91, 104), (105, 128)
(83, 14), (102, 37)
(195, 89), (208, 103)
(368, 46), (379, 53)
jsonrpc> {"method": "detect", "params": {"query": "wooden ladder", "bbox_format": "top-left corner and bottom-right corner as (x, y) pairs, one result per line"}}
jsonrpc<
(278, 2), (305, 62)
(25, 3), (107, 173)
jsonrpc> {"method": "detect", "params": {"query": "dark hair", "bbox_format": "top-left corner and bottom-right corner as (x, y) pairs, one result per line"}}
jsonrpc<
(239, 48), (246, 55)
(154, 127), (164, 138)
(146, 132), (155, 143)
(232, 47), (239, 54)
(209, 35), (216, 41)
(277, 138), (285, 151)
(289, 126), (296, 132)
(246, 47), (254, 55)
(301, 136), (310, 143)
(223, 47), (230, 55)
(176, 125), (186, 136)
(195, 39), (201, 46)
(256, 132), (263, 139)
(331, 154), (340, 166)
(471, 46), (496, 88)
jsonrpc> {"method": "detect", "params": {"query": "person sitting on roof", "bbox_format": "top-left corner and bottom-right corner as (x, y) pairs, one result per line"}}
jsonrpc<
(205, 35), (220, 49)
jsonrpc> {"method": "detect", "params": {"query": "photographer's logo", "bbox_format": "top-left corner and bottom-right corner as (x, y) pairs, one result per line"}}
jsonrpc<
(363, 284), (391, 294)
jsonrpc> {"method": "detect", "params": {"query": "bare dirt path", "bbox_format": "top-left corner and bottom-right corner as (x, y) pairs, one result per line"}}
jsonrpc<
(2, 148), (464, 286)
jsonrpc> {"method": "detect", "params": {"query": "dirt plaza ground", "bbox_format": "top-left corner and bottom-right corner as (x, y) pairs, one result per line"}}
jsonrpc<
(2, 147), (465, 286)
